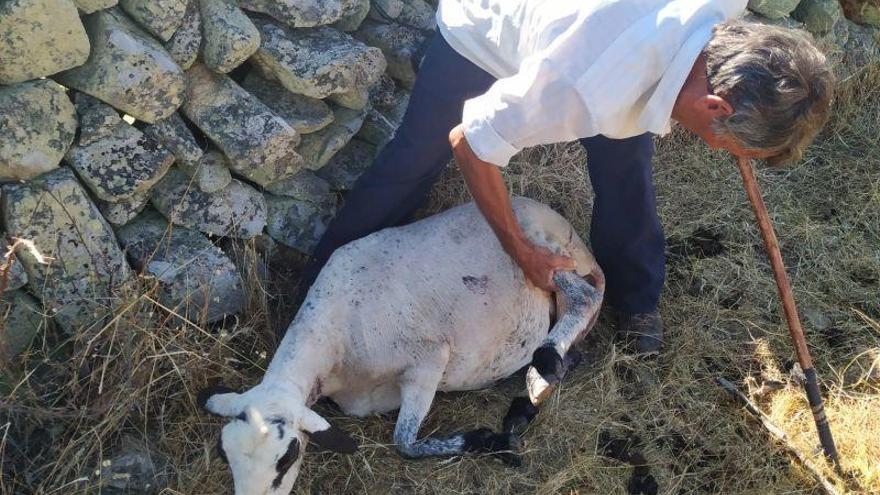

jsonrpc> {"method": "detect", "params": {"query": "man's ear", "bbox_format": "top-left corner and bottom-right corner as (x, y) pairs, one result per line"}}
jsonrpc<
(198, 385), (245, 418)
(300, 408), (358, 454)
(696, 94), (734, 119)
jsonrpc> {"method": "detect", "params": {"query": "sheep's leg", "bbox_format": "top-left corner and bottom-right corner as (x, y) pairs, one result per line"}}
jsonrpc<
(527, 271), (602, 405)
(503, 350), (583, 435)
(394, 364), (521, 464)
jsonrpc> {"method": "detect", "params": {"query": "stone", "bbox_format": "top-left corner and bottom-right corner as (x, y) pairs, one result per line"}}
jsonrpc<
(333, 0), (370, 32)
(1, 233), (28, 291)
(200, 0), (260, 73)
(329, 86), (371, 110)
(368, 73), (399, 110)
(251, 19), (386, 99)
(95, 193), (151, 226)
(0, 291), (44, 360)
(239, 0), (356, 28)
(0, 80), (77, 182)
(264, 169), (331, 200)
(239, 72), (334, 134)
(95, 443), (165, 494)
(74, 0), (117, 14)
(747, 0), (801, 19)
(265, 192), (336, 254)
(164, 0), (202, 69)
(841, 0), (880, 27)
(1, 168), (132, 332)
(792, 0), (844, 35)
(139, 112), (204, 172)
(315, 139), (375, 190)
(394, 0), (436, 31)
(802, 307), (833, 331)
(843, 20), (880, 66)
(117, 210), (244, 323)
(369, 0), (403, 20)
(65, 94), (174, 203)
(151, 168), (267, 238)
(181, 63), (303, 186)
(354, 20), (425, 88)
(298, 106), (367, 170)
(358, 87), (409, 148)
(0, 0), (90, 84)
(55, 8), (185, 124)
(119, 0), (187, 41)
(194, 149), (234, 193)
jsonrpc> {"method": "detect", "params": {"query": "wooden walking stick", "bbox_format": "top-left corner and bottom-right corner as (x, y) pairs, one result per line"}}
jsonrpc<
(735, 157), (840, 466)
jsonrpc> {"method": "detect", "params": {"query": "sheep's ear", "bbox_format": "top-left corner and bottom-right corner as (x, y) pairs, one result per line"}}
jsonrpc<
(301, 409), (358, 454)
(198, 385), (244, 417)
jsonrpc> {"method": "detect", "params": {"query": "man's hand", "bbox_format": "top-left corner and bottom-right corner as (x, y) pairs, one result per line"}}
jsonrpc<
(449, 123), (575, 291)
(510, 241), (577, 292)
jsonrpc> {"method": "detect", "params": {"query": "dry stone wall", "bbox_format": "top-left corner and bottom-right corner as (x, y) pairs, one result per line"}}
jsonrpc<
(0, 0), (878, 363)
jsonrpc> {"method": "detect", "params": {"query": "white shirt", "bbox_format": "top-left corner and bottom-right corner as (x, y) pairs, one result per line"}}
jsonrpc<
(437, 0), (747, 166)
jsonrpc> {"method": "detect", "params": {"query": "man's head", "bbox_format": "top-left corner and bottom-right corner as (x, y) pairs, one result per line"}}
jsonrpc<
(199, 386), (358, 495)
(675, 20), (835, 164)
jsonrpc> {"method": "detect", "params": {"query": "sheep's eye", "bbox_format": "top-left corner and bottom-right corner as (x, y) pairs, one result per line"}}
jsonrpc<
(272, 438), (300, 488)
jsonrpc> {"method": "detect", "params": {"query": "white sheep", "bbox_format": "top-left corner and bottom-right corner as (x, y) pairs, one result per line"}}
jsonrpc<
(199, 197), (604, 494)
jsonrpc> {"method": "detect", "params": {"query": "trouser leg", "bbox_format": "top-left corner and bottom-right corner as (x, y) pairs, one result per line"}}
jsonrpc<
(579, 134), (665, 315)
(304, 34), (496, 281)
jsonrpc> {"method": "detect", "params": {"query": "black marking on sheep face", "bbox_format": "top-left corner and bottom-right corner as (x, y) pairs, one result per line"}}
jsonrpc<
(462, 275), (489, 294)
(308, 426), (358, 454)
(272, 437), (301, 489)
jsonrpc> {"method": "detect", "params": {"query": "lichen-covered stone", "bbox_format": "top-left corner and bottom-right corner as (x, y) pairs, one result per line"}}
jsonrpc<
(332, 0), (370, 32)
(358, 86), (409, 148)
(0, 0), (90, 84)
(54, 8), (185, 124)
(194, 149), (234, 193)
(843, 20), (880, 65)
(139, 112), (204, 171)
(1, 233), (28, 291)
(315, 139), (375, 190)
(792, 0), (844, 35)
(96, 192), (151, 226)
(117, 210), (244, 323)
(264, 169), (331, 200)
(1, 168), (132, 332)
(329, 86), (370, 110)
(299, 105), (367, 170)
(746, 0), (801, 19)
(74, 0), (118, 14)
(240, 72), (334, 134)
(239, 0), (356, 28)
(841, 0), (880, 27)
(0, 290), (44, 360)
(354, 20), (425, 88)
(181, 63), (303, 186)
(200, 0), (260, 73)
(251, 19), (386, 99)
(164, 0), (202, 69)
(394, 0), (436, 31)
(119, 0), (187, 41)
(369, 0), (403, 19)
(0, 80), (77, 182)
(265, 192), (336, 254)
(151, 168), (267, 238)
(65, 94), (174, 202)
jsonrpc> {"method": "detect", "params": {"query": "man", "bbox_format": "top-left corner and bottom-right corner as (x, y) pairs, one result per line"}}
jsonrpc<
(303, 0), (834, 354)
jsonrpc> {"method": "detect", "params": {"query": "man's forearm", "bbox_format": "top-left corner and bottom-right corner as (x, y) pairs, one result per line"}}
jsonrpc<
(448, 125), (529, 258)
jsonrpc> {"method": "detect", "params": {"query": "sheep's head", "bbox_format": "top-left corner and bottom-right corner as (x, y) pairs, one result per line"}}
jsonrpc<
(198, 386), (357, 495)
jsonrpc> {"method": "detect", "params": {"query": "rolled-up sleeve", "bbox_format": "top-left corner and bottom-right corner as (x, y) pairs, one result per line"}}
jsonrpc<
(461, 50), (592, 167)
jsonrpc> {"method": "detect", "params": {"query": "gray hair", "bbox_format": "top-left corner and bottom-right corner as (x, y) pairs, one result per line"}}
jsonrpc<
(705, 20), (835, 165)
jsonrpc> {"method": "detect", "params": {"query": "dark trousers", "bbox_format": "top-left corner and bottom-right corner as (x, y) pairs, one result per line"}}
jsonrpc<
(306, 34), (665, 315)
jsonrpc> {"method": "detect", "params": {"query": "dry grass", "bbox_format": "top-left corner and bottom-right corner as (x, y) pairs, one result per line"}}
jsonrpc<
(1, 65), (878, 494)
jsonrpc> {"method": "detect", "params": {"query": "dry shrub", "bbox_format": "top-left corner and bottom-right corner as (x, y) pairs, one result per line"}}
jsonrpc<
(1, 65), (879, 494)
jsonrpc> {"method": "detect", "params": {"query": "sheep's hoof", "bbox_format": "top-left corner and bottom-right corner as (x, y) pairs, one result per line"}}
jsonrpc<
(527, 345), (563, 405)
(503, 397), (539, 435)
(463, 429), (523, 467)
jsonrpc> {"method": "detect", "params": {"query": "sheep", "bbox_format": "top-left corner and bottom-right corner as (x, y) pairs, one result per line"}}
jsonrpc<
(199, 197), (605, 495)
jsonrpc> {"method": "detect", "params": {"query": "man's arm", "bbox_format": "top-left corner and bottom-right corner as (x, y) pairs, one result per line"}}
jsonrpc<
(449, 124), (575, 291)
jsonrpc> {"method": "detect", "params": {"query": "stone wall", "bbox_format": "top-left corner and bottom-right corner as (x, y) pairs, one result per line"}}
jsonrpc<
(0, 0), (877, 361)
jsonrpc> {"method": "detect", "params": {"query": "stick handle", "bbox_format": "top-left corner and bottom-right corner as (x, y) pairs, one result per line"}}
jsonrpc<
(735, 158), (839, 465)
